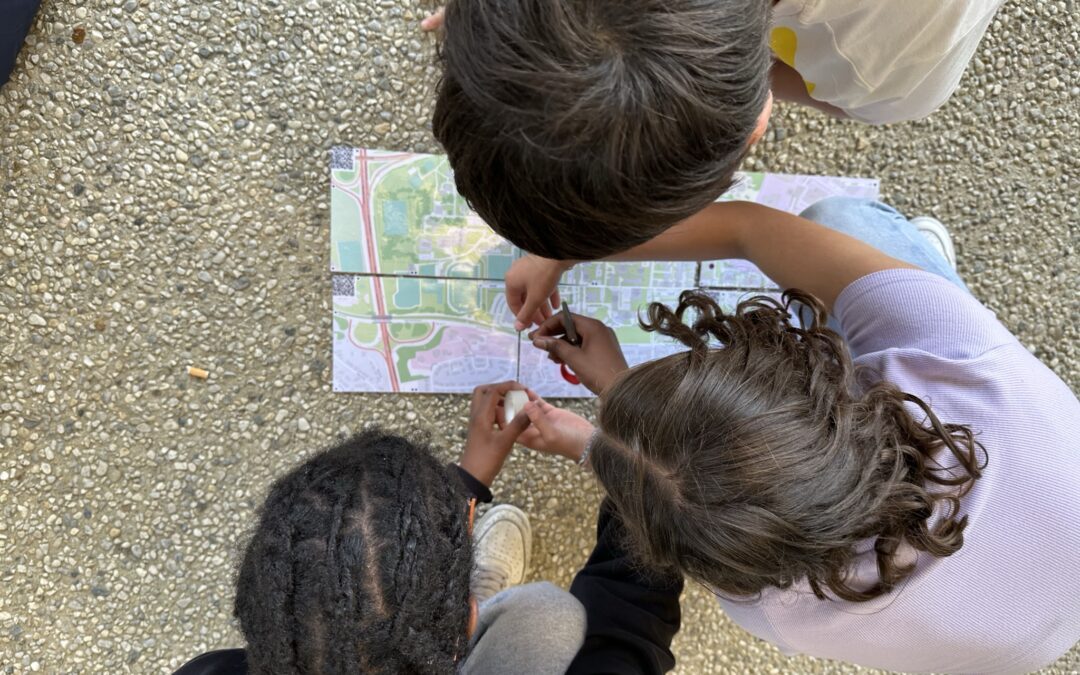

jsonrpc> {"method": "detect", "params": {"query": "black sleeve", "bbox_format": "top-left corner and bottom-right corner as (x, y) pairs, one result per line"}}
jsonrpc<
(0, 0), (41, 87)
(566, 499), (683, 675)
(171, 649), (247, 675)
(448, 463), (493, 503)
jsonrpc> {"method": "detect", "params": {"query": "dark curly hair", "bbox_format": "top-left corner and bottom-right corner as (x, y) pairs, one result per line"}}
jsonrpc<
(432, 0), (772, 260)
(592, 290), (986, 602)
(234, 431), (473, 674)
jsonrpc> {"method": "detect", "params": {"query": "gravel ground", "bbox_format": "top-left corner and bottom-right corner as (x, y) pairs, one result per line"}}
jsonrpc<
(0, 0), (1076, 673)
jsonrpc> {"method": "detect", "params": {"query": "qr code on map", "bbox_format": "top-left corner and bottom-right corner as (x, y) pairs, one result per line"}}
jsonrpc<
(329, 146), (356, 171)
(331, 274), (357, 297)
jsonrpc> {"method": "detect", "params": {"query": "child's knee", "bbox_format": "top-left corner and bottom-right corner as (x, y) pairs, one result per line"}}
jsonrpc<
(797, 197), (909, 244)
(519, 582), (586, 638)
(799, 196), (877, 225)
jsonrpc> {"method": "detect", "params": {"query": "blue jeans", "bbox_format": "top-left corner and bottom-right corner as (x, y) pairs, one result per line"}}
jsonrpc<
(798, 197), (967, 291)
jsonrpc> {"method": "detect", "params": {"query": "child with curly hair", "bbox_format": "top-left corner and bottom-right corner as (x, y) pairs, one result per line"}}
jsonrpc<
(517, 197), (1080, 673)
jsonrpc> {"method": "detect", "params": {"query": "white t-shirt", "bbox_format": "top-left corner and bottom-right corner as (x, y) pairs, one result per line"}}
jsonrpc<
(770, 0), (1005, 123)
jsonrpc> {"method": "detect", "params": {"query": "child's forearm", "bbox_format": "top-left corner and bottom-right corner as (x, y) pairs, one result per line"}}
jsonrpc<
(610, 201), (914, 308)
(769, 61), (849, 119)
(605, 202), (747, 262)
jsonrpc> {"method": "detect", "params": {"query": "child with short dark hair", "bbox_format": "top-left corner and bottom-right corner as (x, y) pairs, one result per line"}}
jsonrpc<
(424, 0), (1005, 329)
(432, 0), (773, 263)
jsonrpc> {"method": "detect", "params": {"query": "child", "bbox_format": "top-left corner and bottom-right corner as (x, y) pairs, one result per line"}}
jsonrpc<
(172, 383), (683, 674)
(424, 0), (1003, 308)
(517, 197), (1080, 672)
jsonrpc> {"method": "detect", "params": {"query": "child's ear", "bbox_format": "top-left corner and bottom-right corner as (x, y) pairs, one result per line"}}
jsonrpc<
(747, 91), (774, 147)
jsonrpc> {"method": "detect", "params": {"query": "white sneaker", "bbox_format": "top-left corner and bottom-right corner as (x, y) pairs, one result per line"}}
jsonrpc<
(911, 216), (957, 271)
(471, 504), (532, 603)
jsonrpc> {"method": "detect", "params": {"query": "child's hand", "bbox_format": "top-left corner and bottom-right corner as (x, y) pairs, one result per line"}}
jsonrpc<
(505, 254), (572, 331)
(459, 381), (532, 486)
(518, 398), (596, 463)
(420, 7), (444, 31)
(529, 313), (629, 395)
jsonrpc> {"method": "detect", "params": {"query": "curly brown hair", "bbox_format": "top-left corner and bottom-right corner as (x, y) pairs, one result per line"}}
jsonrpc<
(591, 290), (986, 602)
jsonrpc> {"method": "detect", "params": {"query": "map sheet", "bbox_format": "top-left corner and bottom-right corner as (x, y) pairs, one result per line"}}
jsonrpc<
(330, 147), (878, 396)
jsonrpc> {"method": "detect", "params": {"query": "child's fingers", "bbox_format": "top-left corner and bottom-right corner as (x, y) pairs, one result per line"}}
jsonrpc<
(524, 400), (559, 429)
(528, 313), (567, 340)
(503, 410), (532, 438)
(420, 7), (444, 30)
(525, 398), (547, 412)
(523, 400), (546, 425)
(517, 427), (539, 445)
(488, 380), (526, 395)
(515, 295), (550, 332)
(471, 382), (517, 421)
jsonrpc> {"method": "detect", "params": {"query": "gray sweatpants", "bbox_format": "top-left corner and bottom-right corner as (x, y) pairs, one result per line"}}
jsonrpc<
(462, 582), (587, 675)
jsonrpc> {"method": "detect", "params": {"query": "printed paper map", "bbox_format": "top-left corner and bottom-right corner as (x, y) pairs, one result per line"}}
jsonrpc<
(330, 147), (878, 396)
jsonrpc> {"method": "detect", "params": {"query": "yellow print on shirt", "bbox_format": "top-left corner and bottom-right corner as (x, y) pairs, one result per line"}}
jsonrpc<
(770, 27), (816, 95)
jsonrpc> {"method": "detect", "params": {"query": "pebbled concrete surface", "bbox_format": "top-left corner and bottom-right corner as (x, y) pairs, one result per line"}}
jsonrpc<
(0, 0), (1076, 672)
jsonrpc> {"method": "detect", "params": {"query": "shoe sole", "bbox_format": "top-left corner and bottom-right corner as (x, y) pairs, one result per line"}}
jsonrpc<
(473, 504), (532, 583)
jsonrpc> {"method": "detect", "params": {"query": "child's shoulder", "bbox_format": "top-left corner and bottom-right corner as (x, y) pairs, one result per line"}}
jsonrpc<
(771, 0), (1005, 123)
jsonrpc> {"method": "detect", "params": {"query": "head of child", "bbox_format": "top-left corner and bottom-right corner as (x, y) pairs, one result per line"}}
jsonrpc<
(234, 431), (474, 674)
(590, 291), (984, 601)
(433, 0), (774, 260)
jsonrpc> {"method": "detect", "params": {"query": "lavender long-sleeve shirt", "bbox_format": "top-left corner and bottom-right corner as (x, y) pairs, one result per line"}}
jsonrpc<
(720, 270), (1080, 674)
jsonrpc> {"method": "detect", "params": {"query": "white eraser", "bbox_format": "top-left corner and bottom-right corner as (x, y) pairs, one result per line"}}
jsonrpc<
(503, 390), (529, 425)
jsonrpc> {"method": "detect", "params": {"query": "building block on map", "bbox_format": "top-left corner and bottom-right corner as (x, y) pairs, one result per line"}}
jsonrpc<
(698, 259), (777, 290)
(562, 260), (698, 289)
(330, 148), (517, 279)
(333, 274), (518, 393)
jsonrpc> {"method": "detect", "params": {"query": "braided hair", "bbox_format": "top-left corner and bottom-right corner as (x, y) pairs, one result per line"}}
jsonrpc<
(234, 430), (474, 674)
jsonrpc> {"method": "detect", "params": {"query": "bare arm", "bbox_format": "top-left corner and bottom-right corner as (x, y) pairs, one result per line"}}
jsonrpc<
(608, 201), (916, 309)
(770, 60), (849, 119)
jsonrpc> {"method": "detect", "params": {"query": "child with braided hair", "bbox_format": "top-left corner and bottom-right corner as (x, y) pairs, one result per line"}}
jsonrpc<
(517, 197), (1080, 673)
(173, 381), (685, 675)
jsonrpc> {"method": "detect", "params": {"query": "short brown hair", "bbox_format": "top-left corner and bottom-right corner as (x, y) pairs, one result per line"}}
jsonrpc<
(592, 291), (985, 602)
(433, 0), (772, 260)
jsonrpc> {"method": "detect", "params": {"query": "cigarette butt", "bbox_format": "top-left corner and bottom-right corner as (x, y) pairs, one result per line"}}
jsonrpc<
(187, 366), (209, 379)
